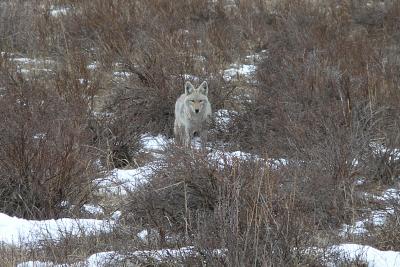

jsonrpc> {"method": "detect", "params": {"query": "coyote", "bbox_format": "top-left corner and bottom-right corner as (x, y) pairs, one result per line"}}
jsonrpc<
(174, 81), (212, 147)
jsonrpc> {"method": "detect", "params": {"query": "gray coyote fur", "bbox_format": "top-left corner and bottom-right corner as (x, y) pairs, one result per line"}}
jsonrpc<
(174, 81), (212, 147)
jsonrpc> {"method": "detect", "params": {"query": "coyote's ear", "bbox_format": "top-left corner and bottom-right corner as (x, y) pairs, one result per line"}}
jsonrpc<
(185, 81), (195, 95)
(198, 81), (208, 95)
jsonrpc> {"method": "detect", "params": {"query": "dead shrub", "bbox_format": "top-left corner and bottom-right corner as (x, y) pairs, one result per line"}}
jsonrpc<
(0, 57), (98, 219)
(367, 207), (400, 251)
(221, 0), (400, 238)
(123, 145), (326, 266)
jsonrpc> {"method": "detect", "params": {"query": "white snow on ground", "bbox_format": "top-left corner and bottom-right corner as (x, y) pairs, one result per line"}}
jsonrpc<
(341, 188), (399, 236)
(18, 247), (226, 266)
(141, 134), (169, 152)
(0, 54), (55, 76)
(207, 149), (288, 170)
(49, 6), (70, 17)
(137, 229), (150, 241)
(370, 142), (400, 161)
(94, 135), (168, 195)
(331, 244), (400, 267)
(85, 246), (226, 265)
(94, 133), (288, 195)
(214, 109), (237, 131)
(85, 251), (125, 267)
(113, 71), (132, 79)
(341, 208), (395, 236)
(17, 261), (65, 267)
(82, 204), (104, 216)
(182, 74), (200, 81)
(87, 62), (98, 70)
(12, 57), (54, 66)
(208, 150), (262, 167)
(0, 213), (113, 246)
(245, 50), (267, 62)
(223, 64), (256, 81)
(95, 163), (159, 195)
(374, 188), (400, 203)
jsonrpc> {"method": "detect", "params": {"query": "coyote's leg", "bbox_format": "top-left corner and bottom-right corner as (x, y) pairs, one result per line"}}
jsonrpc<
(184, 127), (191, 148)
(199, 130), (208, 149)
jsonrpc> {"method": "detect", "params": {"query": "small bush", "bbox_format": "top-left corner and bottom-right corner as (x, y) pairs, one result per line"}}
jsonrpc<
(0, 57), (98, 219)
(124, 145), (326, 265)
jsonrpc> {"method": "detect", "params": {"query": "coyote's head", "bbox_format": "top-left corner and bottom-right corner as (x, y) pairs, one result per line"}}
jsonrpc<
(184, 81), (209, 114)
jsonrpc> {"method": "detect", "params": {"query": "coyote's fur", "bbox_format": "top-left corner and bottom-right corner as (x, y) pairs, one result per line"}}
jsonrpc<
(174, 81), (212, 147)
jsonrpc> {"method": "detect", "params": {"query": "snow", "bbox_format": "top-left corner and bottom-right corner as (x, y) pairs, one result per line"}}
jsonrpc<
(111, 210), (122, 221)
(245, 50), (267, 62)
(207, 149), (288, 171)
(140, 134), (169, 152)
(268, 158), (289, 169)
(223, 64), (256, 81)
(341, 208), (395, 236)
(374, 188), (400, 203)
(50, 6), (69, 17)
(214, 109), (237, 131)
(113, 71), (131, 79)
(355, 176), (366, 185)
(341, 220), (368, 235)
(207, 150), (262, 168)
(182, 74), (200, 81)
(332, 243), (400, 267)
(12, 57), (54, 65)
(341, 188), (398, 236)
(17, 261), (64, 267)
(82, 204), (104, 215)
(87, 62), (98, 70)
(86, 247), (226, 264)
(0, 213), (114, 246)
(95, 162), (161, 195)
(19, 247), (226, 266)
(93, 135), (169, 195)
(33, 133), (47, 140)
(137, 229), (150, 241)
(86, 251), (124, 267)
(370, 142), (400, 161)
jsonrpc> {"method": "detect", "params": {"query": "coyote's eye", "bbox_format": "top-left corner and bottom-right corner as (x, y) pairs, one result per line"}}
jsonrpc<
(199, 100), (203, 103)
(190, 100), (195, 103)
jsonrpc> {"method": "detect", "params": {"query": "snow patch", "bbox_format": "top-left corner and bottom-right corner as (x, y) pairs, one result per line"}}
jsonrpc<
(370, 142), (400, 161)
(113, 71), (132, 79)
(332, 243), (400, 267)
(182, 74), (200, 81)
(87, 62), (98, 70)
(223, 64), (256, 81)
(141, 134), (169, 152)
(214, 109), (237, 131)
(17, 261), (64, 267)
(95, 163), (160, 195)
(82, 204), (104, 215)
(374, 188), (400, 203)
(341, 208), (394, 236)
(86, 251), (124, 267)
(0, 213), (113, 246)
(50, 6), (70, 17)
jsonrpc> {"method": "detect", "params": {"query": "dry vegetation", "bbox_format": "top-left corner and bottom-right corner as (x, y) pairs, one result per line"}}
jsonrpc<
(0, 0), (399, 266)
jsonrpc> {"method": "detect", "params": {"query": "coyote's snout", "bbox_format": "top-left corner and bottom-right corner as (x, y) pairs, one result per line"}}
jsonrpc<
(174, 81), (212, 147)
